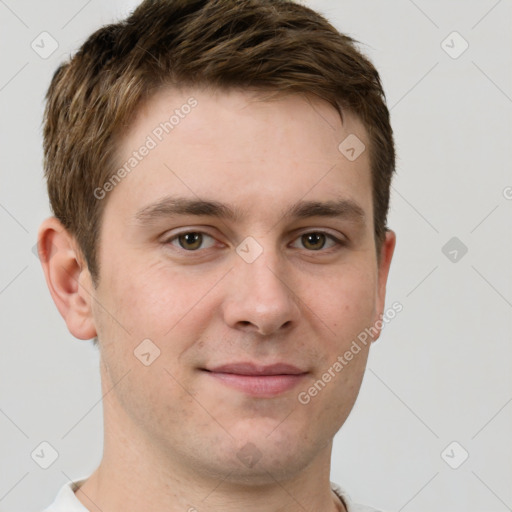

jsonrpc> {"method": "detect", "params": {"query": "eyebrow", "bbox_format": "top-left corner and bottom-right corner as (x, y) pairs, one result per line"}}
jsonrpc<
(287, 199), (366, 224)
(134, 196), (366, 225)
(135, 197), (241, 223)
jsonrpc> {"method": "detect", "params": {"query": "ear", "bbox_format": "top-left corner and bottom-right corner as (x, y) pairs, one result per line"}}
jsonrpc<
(371, 229), (396, 342)
(37, 217), (97, 340)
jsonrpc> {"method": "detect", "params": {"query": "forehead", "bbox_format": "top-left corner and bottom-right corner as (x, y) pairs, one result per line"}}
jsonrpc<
(106, 87), (373, 225)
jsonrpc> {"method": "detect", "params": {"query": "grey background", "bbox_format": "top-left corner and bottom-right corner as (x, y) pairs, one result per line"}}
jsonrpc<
(1, 0), (511, 511)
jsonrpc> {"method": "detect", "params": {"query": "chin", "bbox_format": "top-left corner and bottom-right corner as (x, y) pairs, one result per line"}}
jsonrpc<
(208, 450), (310, 486)
(205, 425), (318, 483)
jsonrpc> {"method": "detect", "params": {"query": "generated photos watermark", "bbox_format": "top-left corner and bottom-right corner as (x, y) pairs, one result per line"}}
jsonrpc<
(93, 97), (198, 200)
(298, 301), (403, 405)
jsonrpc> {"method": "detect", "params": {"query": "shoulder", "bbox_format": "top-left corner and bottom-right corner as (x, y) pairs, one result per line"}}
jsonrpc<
(331, 481), (385, 512)
(41, 477), (90, 512)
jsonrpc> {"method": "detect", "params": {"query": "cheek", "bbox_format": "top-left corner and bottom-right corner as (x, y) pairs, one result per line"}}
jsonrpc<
(307, 262), (378, 345)
(98, 259), (197, 332)
(295, 268), (375, 432)
(92, 258), (227, 370)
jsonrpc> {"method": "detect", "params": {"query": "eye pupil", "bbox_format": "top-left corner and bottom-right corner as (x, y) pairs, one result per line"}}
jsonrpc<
(302, 232), (326, 250)
(179, 232), (202, 250)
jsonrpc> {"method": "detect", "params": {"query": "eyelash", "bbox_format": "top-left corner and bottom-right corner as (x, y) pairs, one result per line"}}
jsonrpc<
(163, 229), (346, 253)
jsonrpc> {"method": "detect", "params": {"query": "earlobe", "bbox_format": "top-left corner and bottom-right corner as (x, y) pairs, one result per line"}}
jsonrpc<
(37, 217), (97, 340)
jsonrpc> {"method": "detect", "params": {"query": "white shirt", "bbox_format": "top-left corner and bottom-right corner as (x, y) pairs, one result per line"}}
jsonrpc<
(42, 477), (382, 512)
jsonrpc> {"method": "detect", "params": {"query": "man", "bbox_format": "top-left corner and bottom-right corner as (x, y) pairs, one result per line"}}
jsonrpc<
(38, 1), (396, 510)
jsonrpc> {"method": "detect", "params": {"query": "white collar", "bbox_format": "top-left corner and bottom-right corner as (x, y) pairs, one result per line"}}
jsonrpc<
(45, 477), (377, 512)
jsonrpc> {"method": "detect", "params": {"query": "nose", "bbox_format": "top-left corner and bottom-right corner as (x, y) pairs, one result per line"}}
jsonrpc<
(221, 249), (301, 336)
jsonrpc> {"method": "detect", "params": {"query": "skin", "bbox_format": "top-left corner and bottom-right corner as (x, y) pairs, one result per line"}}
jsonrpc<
(39, 87), (395, 512)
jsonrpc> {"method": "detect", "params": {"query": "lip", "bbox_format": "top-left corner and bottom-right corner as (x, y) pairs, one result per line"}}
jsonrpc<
(203, 362), (308, 397)
(208, 362), (306, 376)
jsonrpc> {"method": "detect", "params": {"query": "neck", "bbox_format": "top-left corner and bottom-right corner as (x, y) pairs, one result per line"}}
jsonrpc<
(76, 426), (345, 512)
(74, 366), (346, 512)
(76, 466), (345, 512)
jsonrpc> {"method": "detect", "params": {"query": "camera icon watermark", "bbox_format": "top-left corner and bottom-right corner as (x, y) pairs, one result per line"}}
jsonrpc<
(338, 134), (366, 162)
(441, 237), (468, 263)
(236, 236), (263, 263)
(31, 441), (59, 469)
(32, 239), (58, 261)
(236, 442), (262, 468)
(441, 31), (469, 59)
(31, 31), (59, 59)
(31, 241), (41, 259)
(134, 338), (161, 366)
(441, 441), (469, 469)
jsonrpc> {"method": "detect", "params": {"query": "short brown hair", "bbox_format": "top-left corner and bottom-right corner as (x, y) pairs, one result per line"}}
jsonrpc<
(43, 0), (395, 286)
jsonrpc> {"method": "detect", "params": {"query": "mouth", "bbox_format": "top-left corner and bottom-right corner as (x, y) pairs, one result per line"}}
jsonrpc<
(201, 362), (309, 397)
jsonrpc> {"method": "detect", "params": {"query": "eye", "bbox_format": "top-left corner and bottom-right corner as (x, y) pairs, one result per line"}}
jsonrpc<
(168, 232), (216, 251)
(290, 231), (340, 251)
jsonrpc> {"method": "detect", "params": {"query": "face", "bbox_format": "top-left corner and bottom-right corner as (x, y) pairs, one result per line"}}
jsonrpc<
(88, 87), (394, 482)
